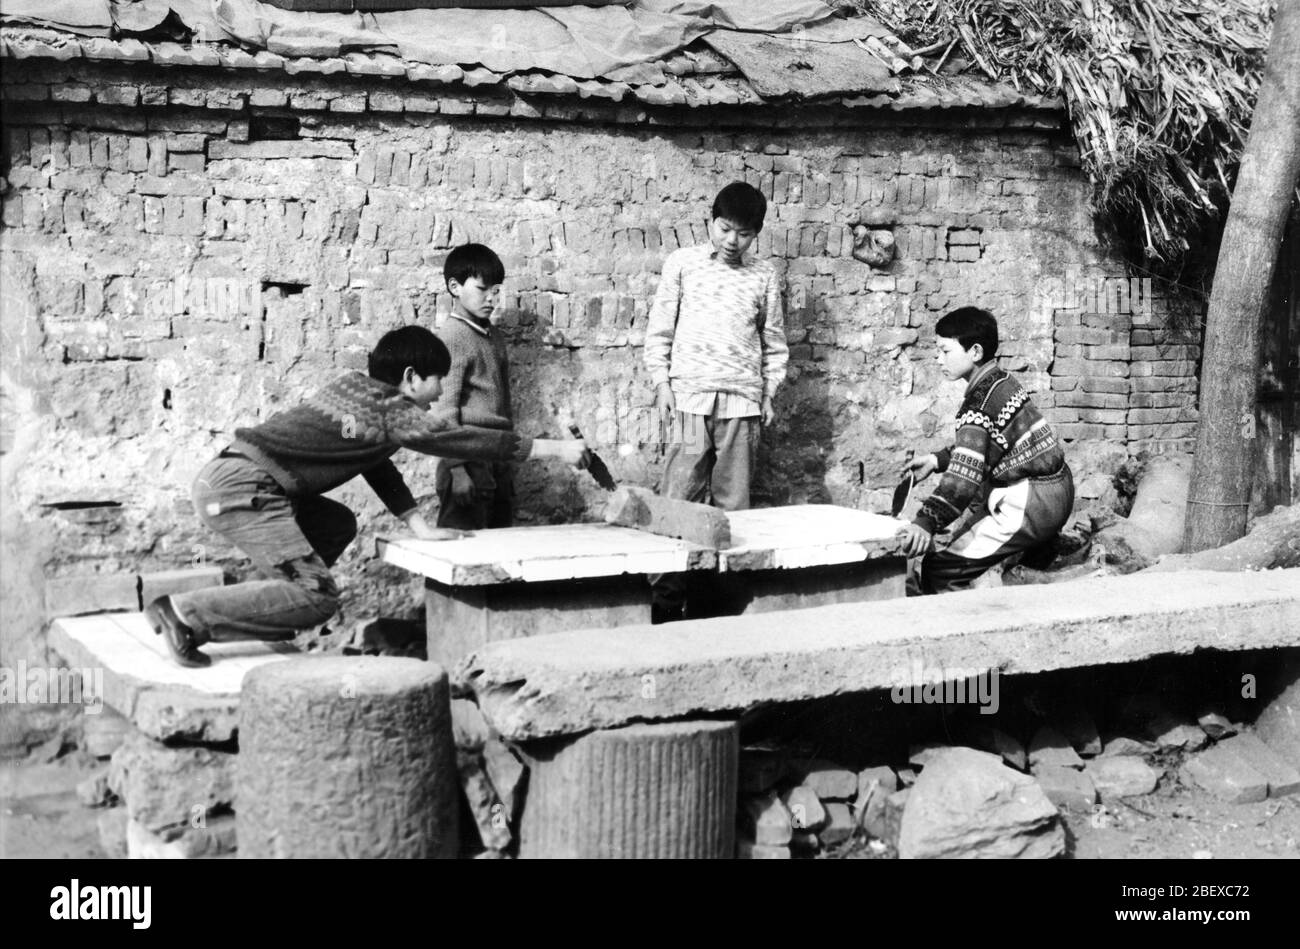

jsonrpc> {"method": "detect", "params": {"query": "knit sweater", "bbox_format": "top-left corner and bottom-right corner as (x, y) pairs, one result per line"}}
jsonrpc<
(644, 244), (788, 406)
(231, 372), (532, 518)
(914, 362), (1066, 534)
(431, 313), (513, 472)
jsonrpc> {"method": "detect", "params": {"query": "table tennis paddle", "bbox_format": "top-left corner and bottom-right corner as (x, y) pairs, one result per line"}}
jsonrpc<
(891, 449), (915, 517)
(891, 471), (914, 517)
(568, 423), (617, 492)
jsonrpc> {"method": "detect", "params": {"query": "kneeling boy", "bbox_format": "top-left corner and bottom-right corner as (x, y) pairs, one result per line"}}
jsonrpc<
(897, 307), (1074, 594)
(145, 326), (586, 667)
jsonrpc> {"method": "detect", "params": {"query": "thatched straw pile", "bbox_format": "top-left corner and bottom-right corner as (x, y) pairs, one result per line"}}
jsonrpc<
(844, 0), (1276, 277)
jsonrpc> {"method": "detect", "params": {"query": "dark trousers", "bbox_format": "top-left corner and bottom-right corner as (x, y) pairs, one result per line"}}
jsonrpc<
(435, 460), (515, 531)
(909, 465), (1075, 595)
(650, 410), (759, 615)
(171, 454), (354, 641)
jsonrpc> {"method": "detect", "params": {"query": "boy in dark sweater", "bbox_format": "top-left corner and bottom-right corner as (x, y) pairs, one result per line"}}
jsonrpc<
(144, 325), (586, 667)
(896, 307), (1074, 594)
(431, 244), (518, 530)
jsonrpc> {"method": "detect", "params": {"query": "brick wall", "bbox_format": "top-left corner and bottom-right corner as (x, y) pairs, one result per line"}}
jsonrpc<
(0, 57), (1202, 651)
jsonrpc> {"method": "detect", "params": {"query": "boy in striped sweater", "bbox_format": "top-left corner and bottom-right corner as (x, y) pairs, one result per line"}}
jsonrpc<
(644, 181), (789, 620)
(897, 307), (1074, 594)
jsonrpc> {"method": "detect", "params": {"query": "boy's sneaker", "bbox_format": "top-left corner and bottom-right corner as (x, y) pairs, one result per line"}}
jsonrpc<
(144, 596), (211, 668)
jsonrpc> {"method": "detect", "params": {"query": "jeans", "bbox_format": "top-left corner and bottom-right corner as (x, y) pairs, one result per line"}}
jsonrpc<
(170, 454), (356, 641)
(908, 465), (1075, 595)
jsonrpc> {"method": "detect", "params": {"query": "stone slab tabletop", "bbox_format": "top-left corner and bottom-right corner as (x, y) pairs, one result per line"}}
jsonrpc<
(719, 505), (907, 571)
(378, 523), (716, 586)
(49, 612), (294, 743)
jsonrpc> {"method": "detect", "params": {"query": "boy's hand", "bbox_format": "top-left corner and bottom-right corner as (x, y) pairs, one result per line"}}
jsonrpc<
(404, 512), (465, 542)
(761, 396), (777, 427)
(655, 383), (676, 423)
(896, 523), (933, 557)
(449, 466), (477, 504)
(904, 452), (940, 482)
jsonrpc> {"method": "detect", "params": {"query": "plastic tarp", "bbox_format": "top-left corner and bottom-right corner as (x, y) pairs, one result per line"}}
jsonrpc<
(705, 15), (899, 97)
(2, 0), (838, 82)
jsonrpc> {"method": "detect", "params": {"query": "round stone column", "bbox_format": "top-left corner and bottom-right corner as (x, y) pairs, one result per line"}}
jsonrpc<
(238, 656), (458, 858)
(519, 719), (738, 858)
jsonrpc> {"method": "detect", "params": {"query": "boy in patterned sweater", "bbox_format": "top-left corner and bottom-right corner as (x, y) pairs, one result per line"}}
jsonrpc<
(144, 326), (586, 667)
(643, 181), (788, 619)
(896, 307), (1074, 594)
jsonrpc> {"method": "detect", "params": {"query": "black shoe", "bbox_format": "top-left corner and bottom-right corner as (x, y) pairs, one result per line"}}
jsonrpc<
(651, 602), (685, 625)
(144, 596), (211, 668)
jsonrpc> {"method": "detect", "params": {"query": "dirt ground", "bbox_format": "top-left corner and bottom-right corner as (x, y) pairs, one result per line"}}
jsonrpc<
(0, 752), (107, 860)
(4, 747), (1299, 860)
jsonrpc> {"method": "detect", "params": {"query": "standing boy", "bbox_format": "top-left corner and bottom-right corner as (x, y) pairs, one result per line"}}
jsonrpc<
(897, 307), (1074, 594)
(643, 181), (788, 619)
(431, 243), (518, 531)
(145, 325), (586, 667)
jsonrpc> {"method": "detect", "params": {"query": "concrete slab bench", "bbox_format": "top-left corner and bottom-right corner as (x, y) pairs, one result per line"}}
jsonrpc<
(455, 567), (1300, 742)
(49, 612), (294, 743)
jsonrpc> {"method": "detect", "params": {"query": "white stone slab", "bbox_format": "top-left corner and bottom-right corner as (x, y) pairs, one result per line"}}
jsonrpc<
(378, 524), (715, 586)
(54, 613), (290, 694)
(720, 505), (906, 571)
(49, 613), (294, 742)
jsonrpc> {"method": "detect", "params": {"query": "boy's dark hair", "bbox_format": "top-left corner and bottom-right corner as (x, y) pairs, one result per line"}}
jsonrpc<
(368, 325), (450, 386)
(711, 181), (767, 232)
(936, 306), (999, 363)
(444, 243), (505, 289)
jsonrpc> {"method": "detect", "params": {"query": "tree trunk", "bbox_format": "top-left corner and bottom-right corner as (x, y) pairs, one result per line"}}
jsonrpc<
(1184, 0), (1300, 552)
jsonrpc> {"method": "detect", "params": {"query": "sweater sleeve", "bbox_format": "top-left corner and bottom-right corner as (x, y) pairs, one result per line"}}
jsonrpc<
(760, 267), (788, 402)
(387, 400), (532, 463)
(914, 423), (990, 534)
(644, 250), (683, 388)
(362, 459), (418, 518)
(430, 324), (472, 470)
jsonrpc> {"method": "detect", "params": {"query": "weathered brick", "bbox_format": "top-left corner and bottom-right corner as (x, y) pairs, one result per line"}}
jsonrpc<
(948, 244), (981, 263)
(1127, 422), (1197, 438)
(1131, 376), (1194, 392)
(1077, 408), (1127, 424)
(1131, 345), (1198, 360)
(329, 94), (366, 113)
(96, 85), (139, 107)
(147, 140), (168, 177)
(1130, 392), (1192, 409)
(45, 572), (138, 618)
(1128, 407), (1194, 424)
(168, 152), (206, 173)
(1053, 391), (1127, 410)
(369, 91), (403, 112)
(249, 88), (289, 108)
(50, 84), (93, 103)
(1085, 344), (1131, 361)
(126, 137), (149, 173)
(5, 84), (50, 101)
(1129, 360), (1197, 377)
(1078, 376), (1130, 394)
(1055, 327), (1118, 345)
(169, 87), (207, 108)
(1051, 358), (1127, 377)
(1055, 423), (1106, 440)
(136, 175), (211, 197)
